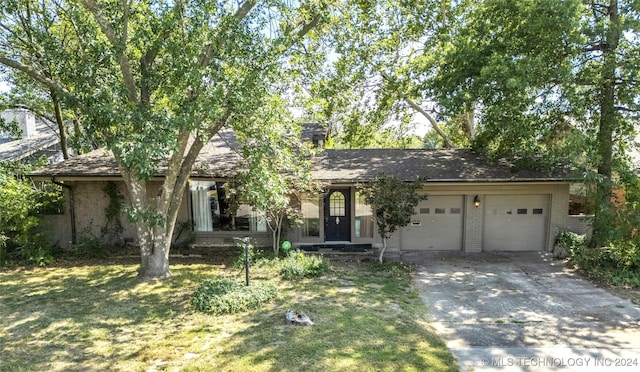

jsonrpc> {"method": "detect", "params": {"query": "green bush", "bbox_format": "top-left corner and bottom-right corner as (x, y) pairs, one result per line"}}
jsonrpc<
(1, 167), (55, 266)
(15, 233), (54, 266)
(191, 277), (277, 315)
(279, 250), (331, 279)
(555, 231), (587, 255)
(66, 228), (108, 259)
(558, 230), (640, 288)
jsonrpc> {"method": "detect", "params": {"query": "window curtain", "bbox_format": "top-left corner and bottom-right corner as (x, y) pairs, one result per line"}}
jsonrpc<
(192, 186), (213, 232)
(250, 210), (267, 232)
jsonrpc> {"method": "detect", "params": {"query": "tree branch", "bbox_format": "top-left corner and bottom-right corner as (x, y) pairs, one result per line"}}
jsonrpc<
(615, 106), (640, 113)
(0, 55), (69, 95)
(379, 71), (455, 148)
(404, 96), (456, 149)
(235, 0), (257, 21)
(198, 1), (258, 68)
(80, 0), (138, 103)
(140, 1), (186, 106)
(297, 13), (323, 39)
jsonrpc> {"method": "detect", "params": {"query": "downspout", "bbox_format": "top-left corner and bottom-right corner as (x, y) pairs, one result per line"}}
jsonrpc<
(51, 178), (76, 245)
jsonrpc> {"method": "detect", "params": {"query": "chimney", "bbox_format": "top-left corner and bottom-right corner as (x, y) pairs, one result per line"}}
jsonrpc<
(1, 109), (37, 139)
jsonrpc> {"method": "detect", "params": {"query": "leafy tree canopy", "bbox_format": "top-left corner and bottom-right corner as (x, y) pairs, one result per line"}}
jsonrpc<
(0, 0), (333, 279)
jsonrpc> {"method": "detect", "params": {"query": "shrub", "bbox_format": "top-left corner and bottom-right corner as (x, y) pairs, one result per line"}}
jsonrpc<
(191, 277), (277, 315)
(279, 250), (331, 279)
(73, 229), (108, 258)
(15, 233), (54, 266)
(558, 230), (640, 288)
(555, 230), (587, 258)
(1, 160), (61, 266)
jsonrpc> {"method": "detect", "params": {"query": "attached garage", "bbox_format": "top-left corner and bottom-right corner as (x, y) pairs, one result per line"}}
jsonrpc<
(401, 195), (464, 250)
(482, 194), (549, 251)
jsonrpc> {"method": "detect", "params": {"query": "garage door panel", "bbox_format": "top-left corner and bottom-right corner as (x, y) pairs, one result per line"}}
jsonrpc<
(402, 196), (463, 250)
(483, 195), (548, 251)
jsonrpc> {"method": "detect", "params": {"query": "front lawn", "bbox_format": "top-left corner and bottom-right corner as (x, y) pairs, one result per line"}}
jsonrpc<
(0, 256), (456, 371)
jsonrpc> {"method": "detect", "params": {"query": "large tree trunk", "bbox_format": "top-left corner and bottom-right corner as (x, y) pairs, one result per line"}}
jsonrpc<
(591, 0), (619, 247)
(142, 231), (173, 280)
(113, 131), (210, 280)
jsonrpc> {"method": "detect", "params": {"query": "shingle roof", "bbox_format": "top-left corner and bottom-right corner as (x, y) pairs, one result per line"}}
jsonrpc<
(30, 129), (244, 179)
(311, 149), (568, 182)
(30, 128), (569, 182)
(0, 120), (61, 161)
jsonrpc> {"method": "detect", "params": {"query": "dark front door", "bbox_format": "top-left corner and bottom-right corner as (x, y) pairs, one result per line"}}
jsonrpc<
(324, 189), (351, 241)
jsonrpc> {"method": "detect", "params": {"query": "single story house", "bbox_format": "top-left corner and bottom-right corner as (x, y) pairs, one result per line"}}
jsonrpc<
(30, 124), (576, 257)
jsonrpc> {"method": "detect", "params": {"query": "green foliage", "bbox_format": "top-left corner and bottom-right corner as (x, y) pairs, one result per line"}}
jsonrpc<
(14, 233), (54, 266)
(301, 1), (442, 149)
(73, 229), (107, 259)
(359, 173), (426, 262)
(103, 181), (124, 225)
(0, 113), (21, 139)
(232, 238), (259, 269)
(190, 278), (277, 315)
(558, 231), (640, 288)
(614, 172), (640, 243)
(555, 230), (587, 254)
(360, 173), (426, 240)
(279, 250), (331, 280)
(427, 0), (639, 245)
(0, 0), (330, 279)
(238, 110), (321, 254)
(0, 161), (58, 266)
(0, 235), (7, 266)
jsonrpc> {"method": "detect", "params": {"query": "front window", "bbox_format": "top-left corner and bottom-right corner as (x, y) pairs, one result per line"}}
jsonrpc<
(329, 191), (346, 216)
(301, 194), (320, 237)
(189, 180), (266, 232)
(355, 191), (374, 238)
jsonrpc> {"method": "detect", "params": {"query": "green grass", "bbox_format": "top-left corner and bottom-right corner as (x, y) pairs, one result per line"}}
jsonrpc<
(0, 257), (456, 371)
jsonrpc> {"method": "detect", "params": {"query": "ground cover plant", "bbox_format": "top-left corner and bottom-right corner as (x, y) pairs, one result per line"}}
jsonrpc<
(555, 231), (640, 304)
(0, 255), (457, 371)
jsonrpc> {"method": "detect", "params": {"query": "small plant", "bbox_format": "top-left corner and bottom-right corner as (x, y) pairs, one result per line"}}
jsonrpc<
(554, 230), (587, 259)
(359, 173), (426, 263)
(15, 233), (54, 266)
(191, 277), (277, 315)
(74, 228), (107, 258)
(233, 238), (258, 269)
(279, 250), (331, 279)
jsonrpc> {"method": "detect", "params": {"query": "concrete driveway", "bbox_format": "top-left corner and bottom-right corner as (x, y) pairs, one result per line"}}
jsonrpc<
(411, 252), (640, 371)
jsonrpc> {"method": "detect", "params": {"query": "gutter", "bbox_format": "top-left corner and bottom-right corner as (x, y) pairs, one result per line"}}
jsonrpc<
(51, 177), (76, 245)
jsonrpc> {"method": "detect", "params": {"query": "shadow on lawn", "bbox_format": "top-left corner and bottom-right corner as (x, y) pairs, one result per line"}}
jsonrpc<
(194, 271), (458, 372)
(0, 262), (214, 371)
(206, 306), (456, 371)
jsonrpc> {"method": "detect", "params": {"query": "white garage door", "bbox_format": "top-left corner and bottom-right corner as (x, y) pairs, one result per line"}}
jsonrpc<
(402, 195), (464, 250)
(483, 195), (548, 251)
